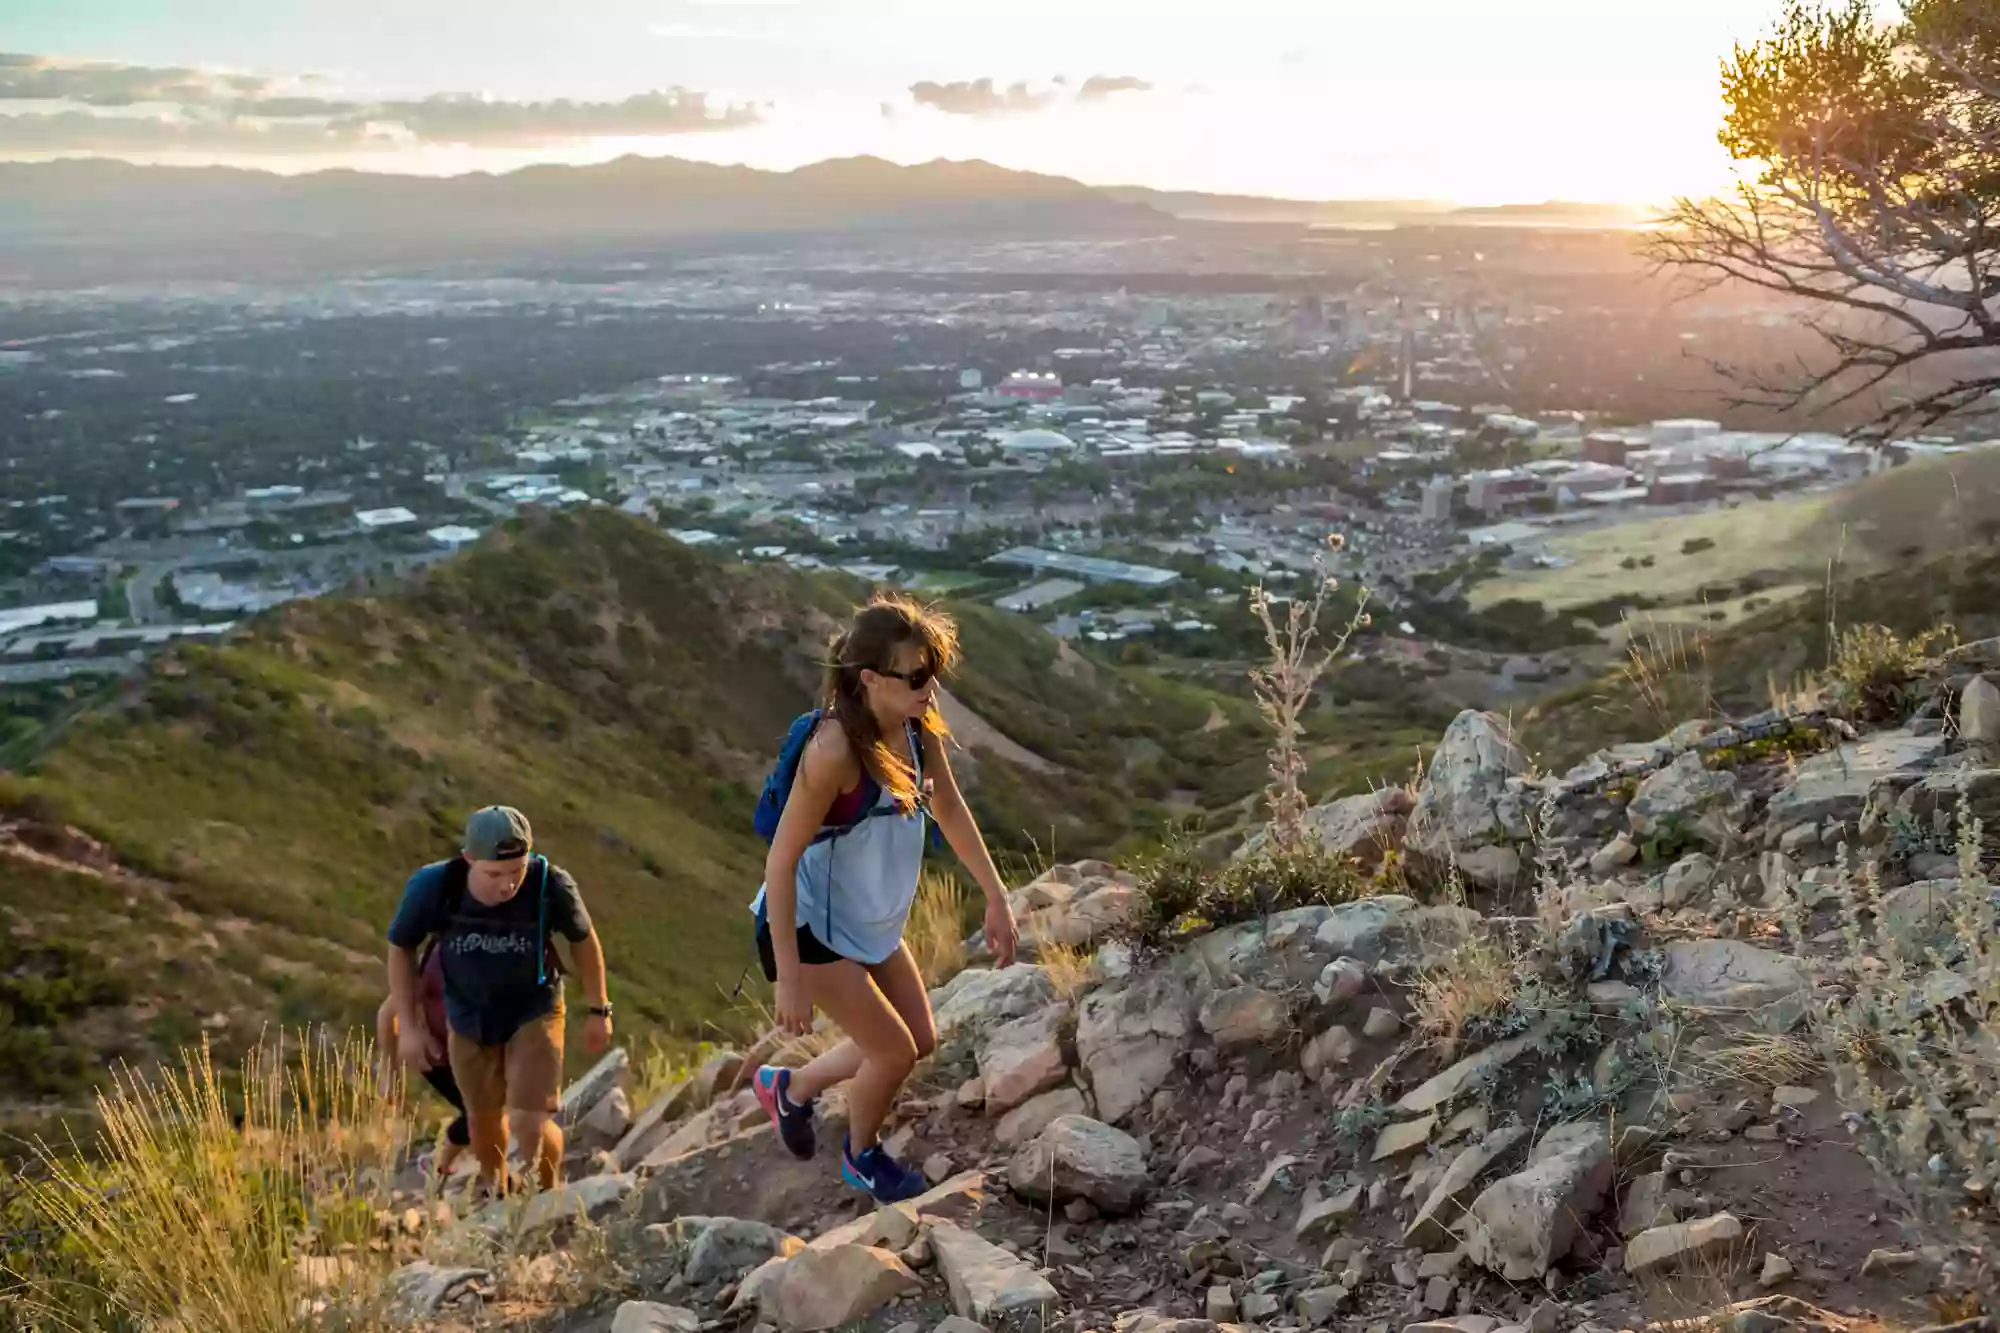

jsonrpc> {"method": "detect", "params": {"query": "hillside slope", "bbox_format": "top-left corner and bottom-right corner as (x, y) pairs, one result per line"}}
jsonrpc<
(0, 509), (1267, 1103)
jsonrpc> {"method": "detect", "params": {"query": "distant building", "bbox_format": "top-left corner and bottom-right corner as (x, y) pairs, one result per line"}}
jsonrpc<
(244, 485), (306, 504)
(959, 369), (984, 390)
(996, 371), (1063, 403)
(997, 428), (1079, 456)
(1651, 419), (1722, 445)
(1648, 472), (1715, 505)
(1583, 433), (1637, 466)
(1420, 476), (1456, 524)
(426, 525), (483, 549)
(995, 578), (1086, 613)
(0, 600), (98, 637)
(355, 506), (419, 530)
(987, 547), (1179, 588)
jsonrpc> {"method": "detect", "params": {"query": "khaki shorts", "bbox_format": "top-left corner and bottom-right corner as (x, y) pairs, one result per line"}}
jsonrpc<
(448, 1003), (564, 1115)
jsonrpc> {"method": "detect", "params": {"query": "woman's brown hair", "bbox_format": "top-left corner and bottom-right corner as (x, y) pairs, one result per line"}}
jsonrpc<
(824, 592), (958, 809)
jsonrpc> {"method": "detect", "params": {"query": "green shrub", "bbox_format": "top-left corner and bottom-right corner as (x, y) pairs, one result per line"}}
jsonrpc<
(1133, 832), (1368, 942)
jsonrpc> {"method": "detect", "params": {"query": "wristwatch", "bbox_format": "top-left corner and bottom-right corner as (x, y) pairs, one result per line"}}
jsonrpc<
(589, 1003), (614, 1018)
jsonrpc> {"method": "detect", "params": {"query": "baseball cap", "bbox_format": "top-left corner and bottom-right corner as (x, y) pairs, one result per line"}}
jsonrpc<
(463, 805), (533, 861)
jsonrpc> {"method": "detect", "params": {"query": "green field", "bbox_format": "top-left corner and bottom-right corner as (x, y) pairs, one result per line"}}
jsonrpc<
(1468, 490), (1841, 616)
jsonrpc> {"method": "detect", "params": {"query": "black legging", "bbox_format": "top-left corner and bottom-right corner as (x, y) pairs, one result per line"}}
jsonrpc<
(420, 1063), (471, 1147)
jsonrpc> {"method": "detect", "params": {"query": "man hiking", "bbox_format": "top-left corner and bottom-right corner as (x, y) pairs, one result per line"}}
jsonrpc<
(387, 805), (612, 1194)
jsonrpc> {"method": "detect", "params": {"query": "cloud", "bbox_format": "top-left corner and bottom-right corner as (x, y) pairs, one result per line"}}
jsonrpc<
(909, 78), (1059, 117)
(0, 52), (278, 107)
(906, 74), (1154, 117)
(0, 52), (763, 154)
(1076, 75), (1152, 101)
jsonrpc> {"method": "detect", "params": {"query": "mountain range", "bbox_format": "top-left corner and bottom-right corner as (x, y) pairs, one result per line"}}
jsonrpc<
(0, 154), (1647, 280)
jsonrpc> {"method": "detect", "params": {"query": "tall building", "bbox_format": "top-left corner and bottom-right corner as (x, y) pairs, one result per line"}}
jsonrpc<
(1421, 475), (1456, 524)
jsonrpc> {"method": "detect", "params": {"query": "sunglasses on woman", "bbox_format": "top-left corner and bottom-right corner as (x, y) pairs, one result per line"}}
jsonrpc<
(874, 664), (937, 691)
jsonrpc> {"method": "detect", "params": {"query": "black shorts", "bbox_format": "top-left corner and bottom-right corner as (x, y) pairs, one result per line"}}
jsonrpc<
(755, 918), (848, 982)
(420, 1063), (472, 1147)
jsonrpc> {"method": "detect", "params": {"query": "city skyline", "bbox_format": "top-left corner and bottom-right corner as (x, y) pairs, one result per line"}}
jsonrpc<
(1, 0), (1809, 205)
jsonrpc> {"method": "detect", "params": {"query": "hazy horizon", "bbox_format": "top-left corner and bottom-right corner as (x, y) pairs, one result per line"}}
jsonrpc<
(0, 0), (1799, 208)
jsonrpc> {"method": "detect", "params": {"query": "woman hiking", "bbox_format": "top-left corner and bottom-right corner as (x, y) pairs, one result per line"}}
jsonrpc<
(749, 594), (1019, 1204)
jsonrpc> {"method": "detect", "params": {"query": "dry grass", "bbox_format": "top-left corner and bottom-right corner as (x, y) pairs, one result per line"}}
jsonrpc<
(906, 867), (975, 988)
(1633, 1229), (1754, 1322)
(1686, 1030), (1826, 1090)
(1410, 929), (1519, 1046)
(1029, 934), (1094, 1004)
(1619, 611), (1716, 733)
(10, 1031), (414, 1333)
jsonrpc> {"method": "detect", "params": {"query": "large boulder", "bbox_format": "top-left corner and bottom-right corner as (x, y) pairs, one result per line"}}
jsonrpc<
(682, 1217), (805, 1287)
(1659, 939), (1809, 1030)
(1776, 729), (1944, 829)
(1628, 752), (1742, 851)
(1197, 985), (1291, 1050)
(612, 1303), (701, 1333)
(995, 1086), (1088, 1146)
(1878, 879), (1966, 956)
(1008, 1114), (1151, 1215)
(1407, 711), (1533, 888)
(1396, 1025), (1552, 1114)
(1315, 895), (1425, 965)
(1021, 879), (1139, 950)
(977, 1005), (1071, 1114)
(1406, 1126), (1529, 1250)
(930, 1221), (1060, 1327)
(1459, 1126), (1613, 1280)
(385, 1262), (490, 1320)
(638, 1089), (761, 1172)
(452, 1173), (639, 1247)
(1076, 965), (1197, 1125)
(613, 1057), (735, 1171)
(733, 1245), (920, 1333)
(1189, 906), (1335, 989)
(934, 966), (1059, 1040)
(1237, 786), (1415, 871)
(577, 1086), (634, 1151)
(557, 1048), (630, 1129)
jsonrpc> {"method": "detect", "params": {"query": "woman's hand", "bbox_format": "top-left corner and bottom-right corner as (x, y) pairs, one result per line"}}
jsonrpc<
(399, 1013), (442, 1070)
(774, 972), (815, 1035)
(984, 894), (1020, 968)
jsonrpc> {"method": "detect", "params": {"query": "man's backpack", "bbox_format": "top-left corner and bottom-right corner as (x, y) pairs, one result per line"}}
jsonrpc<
(753, 708), (923, 846)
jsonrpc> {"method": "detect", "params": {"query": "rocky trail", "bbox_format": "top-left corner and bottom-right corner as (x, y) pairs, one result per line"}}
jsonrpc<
(347, 639), (2000, 1333)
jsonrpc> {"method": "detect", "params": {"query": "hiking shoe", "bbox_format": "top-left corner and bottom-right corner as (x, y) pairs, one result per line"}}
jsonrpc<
(753, 1065), (818, 1160)
(840, 1138), (927, 1204)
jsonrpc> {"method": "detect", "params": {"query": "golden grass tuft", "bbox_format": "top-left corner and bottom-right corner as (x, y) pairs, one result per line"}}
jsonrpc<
(1029, 933), (1094, 1004)
(11, 1031), (414, 1333)
(1410, 928), (1519, 1046)
(1686, 1029), (1825, 1090)
(906, 867), (975, 988)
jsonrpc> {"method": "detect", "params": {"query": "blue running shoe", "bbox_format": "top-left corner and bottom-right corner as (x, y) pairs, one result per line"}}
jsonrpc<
(752, 1065), (818, 1161)
(840, 1138), (928, 1203)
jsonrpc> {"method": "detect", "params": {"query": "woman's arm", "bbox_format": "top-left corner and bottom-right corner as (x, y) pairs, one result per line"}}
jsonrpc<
(922, 727), (1019, 966)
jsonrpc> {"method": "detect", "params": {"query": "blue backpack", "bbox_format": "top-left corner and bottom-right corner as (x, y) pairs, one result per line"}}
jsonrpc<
(753, 708), (924, 846)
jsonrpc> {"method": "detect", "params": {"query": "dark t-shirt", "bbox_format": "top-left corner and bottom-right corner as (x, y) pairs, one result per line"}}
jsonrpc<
(387, 856), (591, 1046)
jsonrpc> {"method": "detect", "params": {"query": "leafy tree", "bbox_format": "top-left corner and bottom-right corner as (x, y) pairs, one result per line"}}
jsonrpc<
(1650, 0), (2000, 438)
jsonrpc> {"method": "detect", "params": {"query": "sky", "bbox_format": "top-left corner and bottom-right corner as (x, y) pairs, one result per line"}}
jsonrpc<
(0, 0), (1800, 205)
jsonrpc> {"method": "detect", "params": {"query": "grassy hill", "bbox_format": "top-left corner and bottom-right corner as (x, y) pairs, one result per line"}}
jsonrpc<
(1518, 541), (2000, 770)
(0, 509), (1273, 1106)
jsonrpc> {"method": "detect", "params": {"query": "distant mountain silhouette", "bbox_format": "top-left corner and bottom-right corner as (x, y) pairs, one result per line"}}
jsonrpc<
(0, 154), (1157, 248)
(0, 155), (1649, 282)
